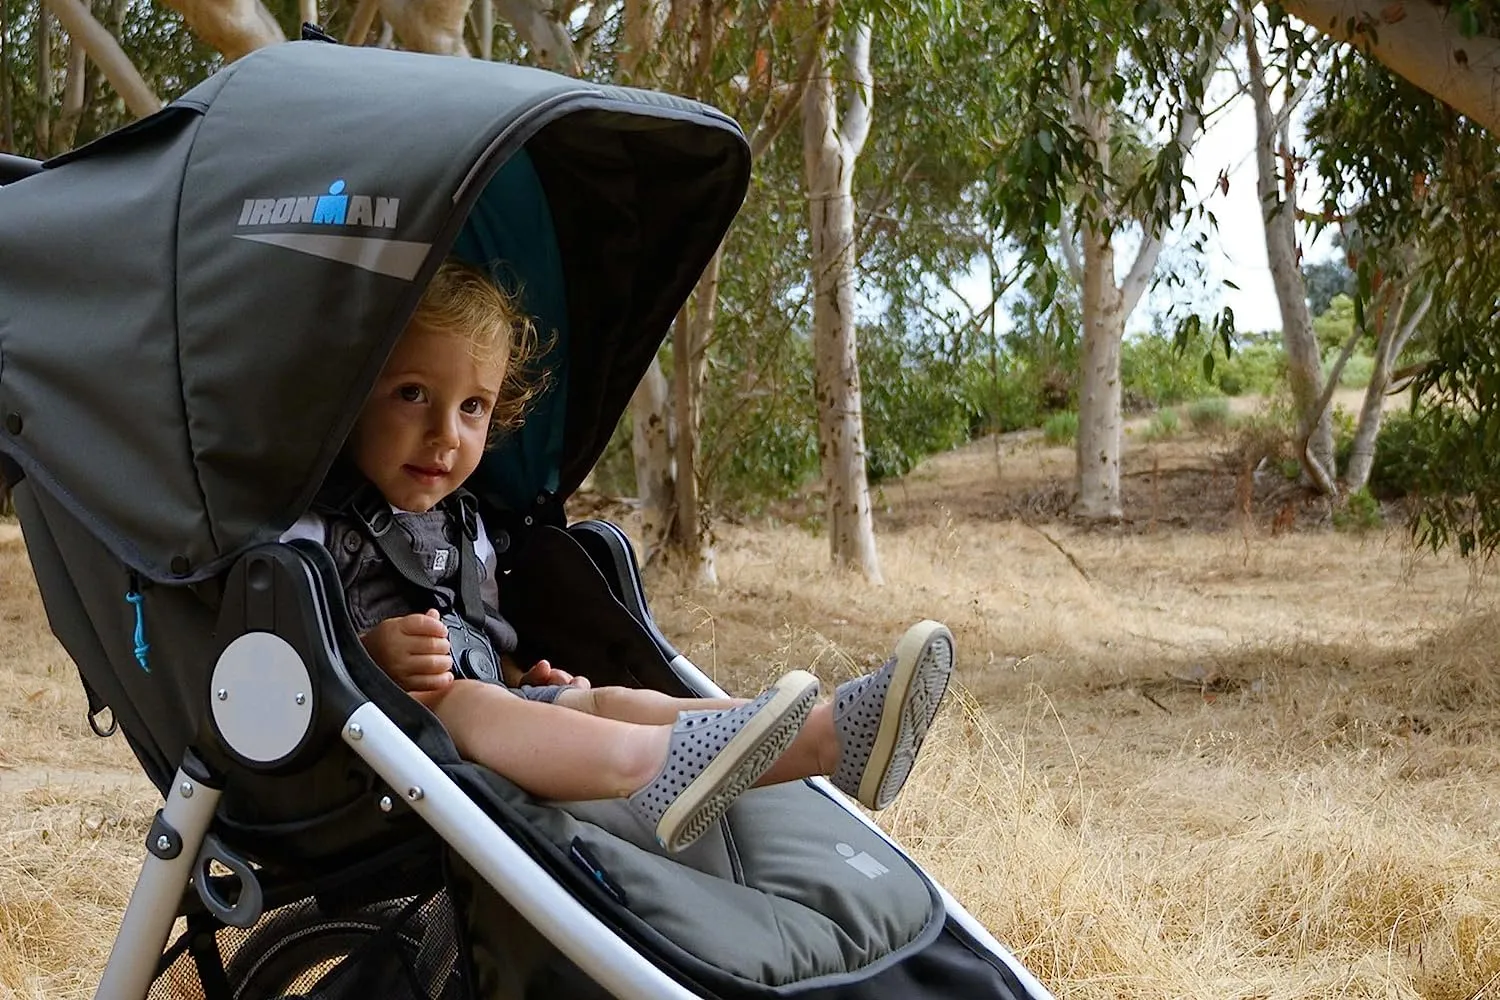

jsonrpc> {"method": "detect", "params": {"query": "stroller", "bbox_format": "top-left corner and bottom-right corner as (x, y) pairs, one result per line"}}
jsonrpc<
(0, 39), (1054, 1000)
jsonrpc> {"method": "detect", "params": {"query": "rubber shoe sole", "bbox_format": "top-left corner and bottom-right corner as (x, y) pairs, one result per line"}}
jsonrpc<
(860, 621), (955, 810)
(656, 670), (820, 852)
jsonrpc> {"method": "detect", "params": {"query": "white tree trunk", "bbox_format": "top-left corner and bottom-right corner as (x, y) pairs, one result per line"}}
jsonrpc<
(378, 0), (471, 54)
(494, 0), (578, 70)
(1345, 287), (1429, 490)
(669, 251), (721, 587)
(160, 0), (284, 62)
(41, 0), (160, 118)
(1283, 0), (1500, 137)
(1074, 225), (1126, 520)
(1344, 337), (1390, 493)
(803, 22), (881, 582)
(471, 0), (493, 58)
(630, 354), (674, 563)
(1244, 8), (1335, 487)
(615, 0), (676, 569)
(620, 0), (665, 81)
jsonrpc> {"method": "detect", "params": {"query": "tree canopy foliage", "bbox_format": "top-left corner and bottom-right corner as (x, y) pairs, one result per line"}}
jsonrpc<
(5, 0), (1500, 553)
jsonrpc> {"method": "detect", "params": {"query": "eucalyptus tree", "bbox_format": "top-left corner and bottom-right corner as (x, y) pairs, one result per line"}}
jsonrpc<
(1240, 3), (1344, 491)
(802, 12), (881, 579)
(1307, 18), (1500, 551)
(993, 1), (1234, 520)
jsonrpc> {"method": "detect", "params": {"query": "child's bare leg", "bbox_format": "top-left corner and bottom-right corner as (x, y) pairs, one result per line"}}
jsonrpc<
(423, 680), (670, 800)
(555, 686), (837, 785)
(554, 685), (740, 724)
(422, 672), (823, 852)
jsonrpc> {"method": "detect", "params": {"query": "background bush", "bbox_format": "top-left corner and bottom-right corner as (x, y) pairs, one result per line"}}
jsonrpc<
(1043, 410), (1079, 446)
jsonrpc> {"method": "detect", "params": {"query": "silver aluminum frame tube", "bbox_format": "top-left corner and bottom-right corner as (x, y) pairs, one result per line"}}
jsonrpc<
(668, 654), (1057, 1000)
(95, 768), (222, 1000)
(340, 702), (700, 1000)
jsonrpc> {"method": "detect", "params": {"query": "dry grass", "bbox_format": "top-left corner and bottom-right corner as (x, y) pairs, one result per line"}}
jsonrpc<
(4, 423), (1500, 998)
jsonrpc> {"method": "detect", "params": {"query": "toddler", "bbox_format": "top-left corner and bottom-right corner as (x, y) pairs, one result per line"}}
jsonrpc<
(285, 260), (955, 852)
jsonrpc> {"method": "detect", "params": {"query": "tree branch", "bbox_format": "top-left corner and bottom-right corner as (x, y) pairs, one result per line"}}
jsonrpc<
(748, 0), (834, 159)
(575, 0), (610, 65)
(379, 0), (471, 54)
(42, 0), (160, 117)
(1282, 0), (1500, 135)
(495, 0), (580, 71)
(1120, 232), (1164, 315)
(470, 0), (494, 59)
(1058, 211), (1084, 285)
(159, 0), (285, 61)
(345, 0), (378, 42)
(1391, 286), (1432, 360)
(838, 18), (872, 159)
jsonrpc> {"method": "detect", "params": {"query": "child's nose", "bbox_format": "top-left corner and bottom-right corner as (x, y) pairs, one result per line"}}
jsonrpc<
(428, 408), (461, 448)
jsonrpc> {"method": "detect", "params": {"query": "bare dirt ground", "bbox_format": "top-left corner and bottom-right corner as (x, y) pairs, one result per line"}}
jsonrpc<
(4, 398), (1500, 999)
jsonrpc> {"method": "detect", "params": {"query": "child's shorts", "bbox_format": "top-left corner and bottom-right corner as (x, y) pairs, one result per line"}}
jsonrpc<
(513, 684), (569, 704)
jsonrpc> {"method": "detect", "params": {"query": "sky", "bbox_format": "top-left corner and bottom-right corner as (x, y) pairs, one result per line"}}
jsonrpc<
(1160, 79), (1337, 334)
(942, 84), (1339, 341)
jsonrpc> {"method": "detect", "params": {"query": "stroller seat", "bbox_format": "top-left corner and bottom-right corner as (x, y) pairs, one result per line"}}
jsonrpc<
(0, 40), (1053, 1000)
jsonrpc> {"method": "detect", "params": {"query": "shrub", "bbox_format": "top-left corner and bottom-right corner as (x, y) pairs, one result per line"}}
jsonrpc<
(1186, 397), (1232, 434)
(860, 329), (974, 482)
(960, 357), (1049, 436)
(1364, 411), (1440, 500)
(1121, 332), (1214, 408)
(1335, 352), (1375, 388)
(1215, 338), (1285, 397)
(1333, 488), (1383, 532)
(1043, 410), (1078, 446)
(1141, 408), (1181, 441)
(1216, 368), (1246, 396)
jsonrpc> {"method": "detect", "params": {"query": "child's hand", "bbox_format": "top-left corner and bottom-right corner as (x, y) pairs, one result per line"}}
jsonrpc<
(516, 659), (591, 690)
(360, 610), (454, 693)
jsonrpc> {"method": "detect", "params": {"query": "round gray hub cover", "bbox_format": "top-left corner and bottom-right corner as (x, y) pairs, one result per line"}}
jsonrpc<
(211, 632), (315, 763)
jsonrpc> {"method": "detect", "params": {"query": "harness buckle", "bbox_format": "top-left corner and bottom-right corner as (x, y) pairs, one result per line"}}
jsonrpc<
(352, 489), (393, 538)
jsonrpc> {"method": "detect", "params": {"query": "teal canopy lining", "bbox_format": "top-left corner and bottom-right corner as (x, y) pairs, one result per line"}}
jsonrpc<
(450, 147), (568, 511)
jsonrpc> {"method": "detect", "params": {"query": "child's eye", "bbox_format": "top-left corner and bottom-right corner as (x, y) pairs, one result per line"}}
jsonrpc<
(461, 397), (491, 416)
(396, 384), (426, 403)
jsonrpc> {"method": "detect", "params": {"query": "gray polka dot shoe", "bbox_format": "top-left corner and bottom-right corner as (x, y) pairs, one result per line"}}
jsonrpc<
(627, 670), (820, 852)
(831, 621), (955, 810)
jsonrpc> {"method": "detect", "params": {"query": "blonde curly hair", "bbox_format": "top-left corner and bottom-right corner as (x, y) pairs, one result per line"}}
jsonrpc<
(410, 259), (549, 439)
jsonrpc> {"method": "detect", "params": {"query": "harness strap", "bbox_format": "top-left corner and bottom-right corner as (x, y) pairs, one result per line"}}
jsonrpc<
(342, 481), (488, 629)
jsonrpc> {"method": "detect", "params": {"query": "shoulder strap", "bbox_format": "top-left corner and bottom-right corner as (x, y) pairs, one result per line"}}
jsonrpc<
(331, 478), (487, 628)
(442, 489), (486, 629)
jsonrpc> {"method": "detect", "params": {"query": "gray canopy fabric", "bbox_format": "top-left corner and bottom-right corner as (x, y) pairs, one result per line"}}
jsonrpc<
(0, 42), (749, 583)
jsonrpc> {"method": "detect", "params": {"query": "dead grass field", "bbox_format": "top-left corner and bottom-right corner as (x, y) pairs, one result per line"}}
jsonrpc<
(4, 413), (1500, 999)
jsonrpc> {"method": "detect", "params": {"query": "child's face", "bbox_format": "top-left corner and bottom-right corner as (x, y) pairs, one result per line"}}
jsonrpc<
(348, 321), (506, 513)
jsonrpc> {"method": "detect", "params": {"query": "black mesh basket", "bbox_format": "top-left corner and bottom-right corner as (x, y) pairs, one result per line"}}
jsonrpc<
(148, 888), (468, 1000)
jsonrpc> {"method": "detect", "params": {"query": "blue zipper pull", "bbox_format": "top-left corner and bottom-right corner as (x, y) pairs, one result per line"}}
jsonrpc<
(125, 574), (150, 672)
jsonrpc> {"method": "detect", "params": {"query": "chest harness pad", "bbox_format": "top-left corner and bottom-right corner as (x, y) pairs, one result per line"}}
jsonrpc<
(314, 478), (517, 684)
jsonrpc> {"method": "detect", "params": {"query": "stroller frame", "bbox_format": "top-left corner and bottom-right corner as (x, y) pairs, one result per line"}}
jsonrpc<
(85, 531), (1045, 1000)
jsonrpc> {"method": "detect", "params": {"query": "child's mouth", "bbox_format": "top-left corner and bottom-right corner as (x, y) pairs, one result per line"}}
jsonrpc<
(403, 464), (447, 484)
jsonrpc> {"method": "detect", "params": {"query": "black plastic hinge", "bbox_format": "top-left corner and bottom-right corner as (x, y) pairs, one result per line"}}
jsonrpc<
(301, 21), (338, 43)
(147, 810), (183, 860)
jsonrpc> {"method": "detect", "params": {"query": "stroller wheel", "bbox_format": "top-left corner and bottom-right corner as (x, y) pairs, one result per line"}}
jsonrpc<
(223, 900), (444, 1000)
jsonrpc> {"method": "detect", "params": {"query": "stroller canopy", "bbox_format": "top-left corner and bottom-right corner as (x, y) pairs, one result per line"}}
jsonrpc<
(0, 42), (748, 583)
